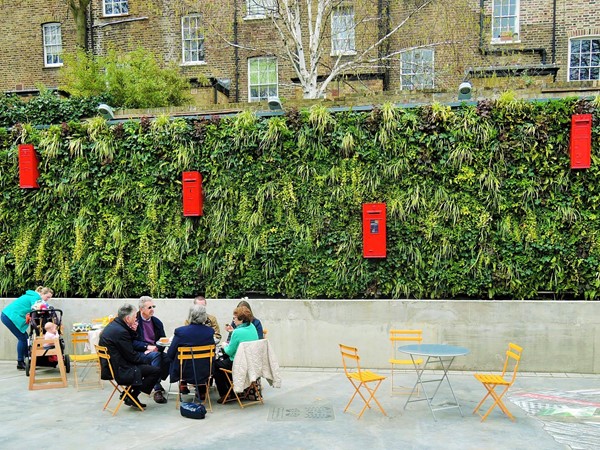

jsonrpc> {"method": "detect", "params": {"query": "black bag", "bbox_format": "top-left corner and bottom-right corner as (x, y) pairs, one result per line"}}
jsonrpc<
(179, 346), (206, 420)
(180, 401), (206, 419)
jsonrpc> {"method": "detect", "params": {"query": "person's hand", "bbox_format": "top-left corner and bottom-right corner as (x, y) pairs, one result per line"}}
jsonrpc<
(225, 324), (233, 332)
(147, 345), (157, 352)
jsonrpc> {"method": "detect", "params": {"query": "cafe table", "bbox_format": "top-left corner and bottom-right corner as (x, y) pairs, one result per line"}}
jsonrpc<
(398, 343), (469, 421)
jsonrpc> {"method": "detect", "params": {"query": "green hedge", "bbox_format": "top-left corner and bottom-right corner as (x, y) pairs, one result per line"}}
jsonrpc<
(0, 96), (599, 299)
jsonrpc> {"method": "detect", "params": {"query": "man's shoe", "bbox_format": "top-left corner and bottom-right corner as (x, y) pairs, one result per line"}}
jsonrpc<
(17, 361), (26, 371)
(217, 396), (227, 404)
(124, 395), (147, 408)
(153, 390), (167, 404)
(180, 384), (190, 395)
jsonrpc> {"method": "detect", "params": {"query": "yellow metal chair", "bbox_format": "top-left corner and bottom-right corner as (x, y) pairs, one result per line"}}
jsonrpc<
(95, 345), (144, 415)
(70, 331), (102, 390)
(174, 345), (215, 412)
(473, 342), (523, 421)
(389, 329), (423, 395)
(339, 344), (387, 419)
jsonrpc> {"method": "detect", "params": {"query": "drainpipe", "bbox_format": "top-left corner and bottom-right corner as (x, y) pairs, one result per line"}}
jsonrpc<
(479, 0), (485, 50)
(551, 0), (557, 64)
(234, 0), (240, 102)
(88, 2), (94, 53)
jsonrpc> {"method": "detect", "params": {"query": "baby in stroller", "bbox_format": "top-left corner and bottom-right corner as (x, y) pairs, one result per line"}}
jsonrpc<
(26, 309), (70, 375)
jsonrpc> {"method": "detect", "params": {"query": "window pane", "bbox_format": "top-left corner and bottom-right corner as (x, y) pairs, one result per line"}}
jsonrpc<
(181, 15), (204, 63)
(400, 48), (434, 90)
(248, 57), (277, 101)
(569, 38), (600, 81)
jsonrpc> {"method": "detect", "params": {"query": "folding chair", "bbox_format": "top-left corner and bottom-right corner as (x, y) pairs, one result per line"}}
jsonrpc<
(339, 343), (387, 419)
(220, 339), (281, 409)
(95, 345), (144, 415)
(173, 345), (215, 412)
(70, 332), (102, 390)
(389, 329), (422, 395)
(473, 342), (523, 421)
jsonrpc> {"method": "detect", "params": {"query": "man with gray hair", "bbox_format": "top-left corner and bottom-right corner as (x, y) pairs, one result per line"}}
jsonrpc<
(133, 296), (168, 404)
(167, 304), (215, 400)
(99, 303), (161, 408)
(194, 296), (221, 343)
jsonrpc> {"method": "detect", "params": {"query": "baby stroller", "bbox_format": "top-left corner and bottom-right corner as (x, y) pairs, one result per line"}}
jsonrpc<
(25, 308), (70, 377)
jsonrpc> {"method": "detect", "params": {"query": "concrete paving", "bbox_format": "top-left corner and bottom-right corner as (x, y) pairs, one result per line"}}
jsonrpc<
(1, 361), (599, 450)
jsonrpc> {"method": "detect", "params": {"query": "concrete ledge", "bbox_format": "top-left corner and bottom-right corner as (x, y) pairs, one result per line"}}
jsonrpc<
(1, 298), (598, 373)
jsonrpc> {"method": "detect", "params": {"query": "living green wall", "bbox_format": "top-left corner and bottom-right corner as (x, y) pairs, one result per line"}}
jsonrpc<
(0, 96), (599, 299)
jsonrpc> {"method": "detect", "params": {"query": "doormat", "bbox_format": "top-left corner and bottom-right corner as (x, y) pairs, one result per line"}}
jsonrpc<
(268, 405), (335, 421)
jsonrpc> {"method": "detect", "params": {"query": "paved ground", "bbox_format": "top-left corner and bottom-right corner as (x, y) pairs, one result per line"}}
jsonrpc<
(1, 361), (599, 450)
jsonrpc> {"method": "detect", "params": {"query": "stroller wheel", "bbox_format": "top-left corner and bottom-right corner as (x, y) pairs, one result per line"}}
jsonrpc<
(64, 354), (71, 373)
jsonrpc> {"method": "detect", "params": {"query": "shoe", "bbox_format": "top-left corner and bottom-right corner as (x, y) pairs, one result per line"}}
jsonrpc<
(180, 384), (190, 395)
(194, 390), (206, 402)
(124, 395), (147, 408)
(17, 361), (26, 371)
(217, 396), (227, 404)
(153, 390), (167, 404)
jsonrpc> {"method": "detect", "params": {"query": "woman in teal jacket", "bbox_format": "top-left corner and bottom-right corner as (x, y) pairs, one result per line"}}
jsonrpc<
(1, 287), (53, 370)
(214, 305), (259, 402)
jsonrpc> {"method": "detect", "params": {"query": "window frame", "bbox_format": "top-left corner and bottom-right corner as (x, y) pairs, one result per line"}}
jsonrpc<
(331, 5), (356, 56)
(42, 22), (63, 68)
(248, 56), (278, 102)
(245, 0), (275, 19)
(491, 0), (520, 44)
(568, 37), (600, 82)
(103, 0), (129, 17)
(400, 48), (435, 91)
(181, 14), (205, 65)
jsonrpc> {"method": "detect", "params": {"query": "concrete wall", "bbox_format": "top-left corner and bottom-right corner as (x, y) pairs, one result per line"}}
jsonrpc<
(1, 298), (598, 373)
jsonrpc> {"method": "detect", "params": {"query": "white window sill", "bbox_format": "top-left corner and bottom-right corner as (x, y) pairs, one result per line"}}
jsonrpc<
(491, 39), (522, 45)
(44, 63), (63, 68)
(331, 51), (357, 57)
(244, 14), (268, 21)
(180, 61), (207, 67)
(103, 13), (130, 19)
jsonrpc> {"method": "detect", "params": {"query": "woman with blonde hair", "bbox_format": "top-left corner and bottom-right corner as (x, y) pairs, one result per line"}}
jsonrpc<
(1, 286), (53, 370)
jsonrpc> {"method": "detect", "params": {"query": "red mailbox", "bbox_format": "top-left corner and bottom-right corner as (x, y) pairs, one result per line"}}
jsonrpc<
(362, 203), (386, 258)
(570, 114), (592, 169)
(18, 144), (39, 188)
(182, 171), (203, 216)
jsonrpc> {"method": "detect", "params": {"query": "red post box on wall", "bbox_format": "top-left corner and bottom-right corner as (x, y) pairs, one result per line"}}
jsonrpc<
(18, 144), (40, 188)
(570, 114), (592, 169)
(182, 171), (203, 216)
(362, 203), (386, 258)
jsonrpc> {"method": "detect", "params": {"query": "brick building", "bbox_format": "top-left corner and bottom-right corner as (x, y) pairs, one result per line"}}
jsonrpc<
(0, 1), (598, 104)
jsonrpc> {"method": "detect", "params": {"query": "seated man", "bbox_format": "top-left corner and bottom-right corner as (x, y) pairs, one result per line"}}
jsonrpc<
(133, 296), (169, 404)
(167, 304), (215, 400)
(98, 303), (161, 408)
(193, 296), (221, 344)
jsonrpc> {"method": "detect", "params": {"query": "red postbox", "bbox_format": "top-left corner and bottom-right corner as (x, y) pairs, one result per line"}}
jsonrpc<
(362, 203), (386, 258)
(570, 114), (592, 169)
(182, 171), (203, 216)
(18, 144), (40, 188)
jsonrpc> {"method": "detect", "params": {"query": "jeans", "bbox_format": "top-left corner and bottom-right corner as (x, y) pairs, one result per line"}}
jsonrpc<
(1, 312), (28, 362)
(139, 350), (165, 391)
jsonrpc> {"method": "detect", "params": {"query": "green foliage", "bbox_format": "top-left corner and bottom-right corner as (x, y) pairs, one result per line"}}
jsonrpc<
(0, 97), (599, 299)
(60, 48), (193, 108)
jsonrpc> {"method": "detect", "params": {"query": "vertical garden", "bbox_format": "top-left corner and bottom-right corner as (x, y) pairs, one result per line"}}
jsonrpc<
(0, 94), (599, 299)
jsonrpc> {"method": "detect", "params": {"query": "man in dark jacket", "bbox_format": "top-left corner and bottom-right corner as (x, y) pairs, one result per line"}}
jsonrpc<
(133, 296), (168, 403)
(99, 303), (161, 408)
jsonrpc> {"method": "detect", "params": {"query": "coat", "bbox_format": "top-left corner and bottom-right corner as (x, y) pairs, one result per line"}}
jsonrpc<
(98, 317), (145, 386)
(2, 290), (41, 332)
(167, 323), (214, 383)
(133, 313), (166, 352)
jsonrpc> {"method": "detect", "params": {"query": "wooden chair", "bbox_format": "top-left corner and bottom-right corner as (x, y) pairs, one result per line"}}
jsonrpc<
(339, 343), (387, 419)
(95, 345), (144, 415)
(174, 345), (215, 412)
(70, 331), (102, 390)
(28, 337), (68, 391)
(389, 329), (423, 395)
(473, 342), (523, 421)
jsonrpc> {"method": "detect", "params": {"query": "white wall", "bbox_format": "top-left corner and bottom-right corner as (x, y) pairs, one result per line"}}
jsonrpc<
(1, 298), (598, 373)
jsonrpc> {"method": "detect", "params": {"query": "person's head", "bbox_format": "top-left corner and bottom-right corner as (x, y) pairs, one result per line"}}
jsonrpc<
(117, 303), (138, 330)
(139, 296), (156, 319)
(36, 286), (53, 302)
(233, 305), (253, 325)
(237, 300), (253, 314)
(188, 304), (207, 325)
(194, 296), (207, 307)
(44, 322), (57, 334)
